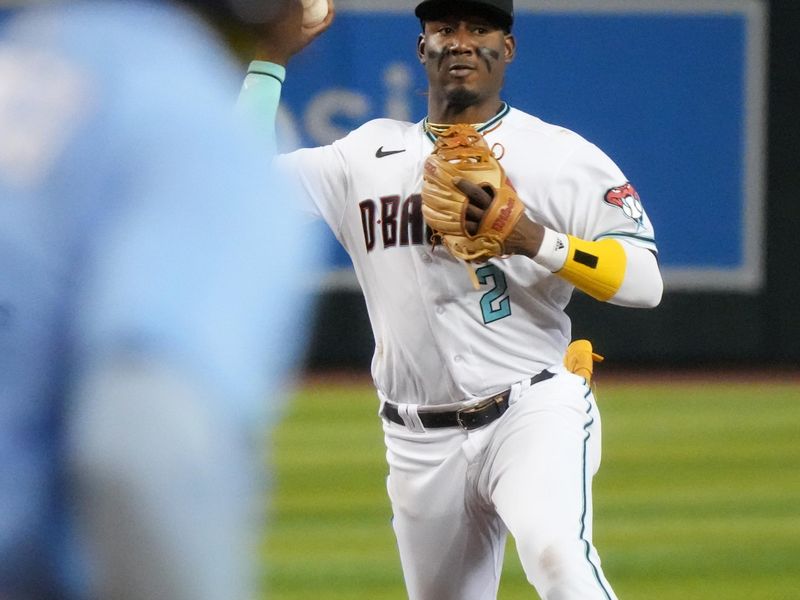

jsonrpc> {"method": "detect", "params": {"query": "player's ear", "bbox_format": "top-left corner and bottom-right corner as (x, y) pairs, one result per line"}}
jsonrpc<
(417, 33), (426, 63)
(504, 33), (516, 63)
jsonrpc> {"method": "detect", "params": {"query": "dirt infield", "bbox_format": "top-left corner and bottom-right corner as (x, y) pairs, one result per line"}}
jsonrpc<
(302, 366), (800, 388)
(593, 366), (800, 385)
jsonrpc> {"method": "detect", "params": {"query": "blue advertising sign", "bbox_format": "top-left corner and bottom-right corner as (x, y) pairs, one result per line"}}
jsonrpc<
(278, 0), (767, 292)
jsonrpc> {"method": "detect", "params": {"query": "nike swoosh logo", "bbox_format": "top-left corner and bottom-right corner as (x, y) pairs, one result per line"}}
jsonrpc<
(376, 146), (406, 158)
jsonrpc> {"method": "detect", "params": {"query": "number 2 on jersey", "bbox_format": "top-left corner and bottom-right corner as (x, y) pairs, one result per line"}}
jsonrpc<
(476, 264), (511, 324)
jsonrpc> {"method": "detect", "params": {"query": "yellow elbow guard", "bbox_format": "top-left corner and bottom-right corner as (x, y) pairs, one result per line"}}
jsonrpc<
(556, 236), (626, 301)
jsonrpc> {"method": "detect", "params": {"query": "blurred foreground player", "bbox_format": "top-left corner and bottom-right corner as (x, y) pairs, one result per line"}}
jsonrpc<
(0, 1), (328, 599)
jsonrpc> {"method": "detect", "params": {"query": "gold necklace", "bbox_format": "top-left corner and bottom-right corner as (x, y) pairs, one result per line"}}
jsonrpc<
(424, 120), (483, 136)
(424, 119), (504, 139)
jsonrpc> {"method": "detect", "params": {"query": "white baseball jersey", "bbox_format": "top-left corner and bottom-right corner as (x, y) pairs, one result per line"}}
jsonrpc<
(280, 103), (657, 406)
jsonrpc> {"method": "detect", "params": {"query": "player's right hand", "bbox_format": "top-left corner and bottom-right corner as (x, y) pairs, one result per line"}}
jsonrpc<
(255, 0), (335, 66)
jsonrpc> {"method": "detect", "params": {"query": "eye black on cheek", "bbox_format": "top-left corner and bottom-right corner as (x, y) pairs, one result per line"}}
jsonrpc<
(478, 47), (501, 61)
(426, 47), (443, 60)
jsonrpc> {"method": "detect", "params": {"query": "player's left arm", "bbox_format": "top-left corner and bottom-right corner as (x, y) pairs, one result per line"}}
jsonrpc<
(531, 229), (663, 308)
(457, 179), (663, 308)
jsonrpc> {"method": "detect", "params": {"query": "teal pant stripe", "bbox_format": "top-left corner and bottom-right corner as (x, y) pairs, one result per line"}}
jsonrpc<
(580, 385), (614, 600)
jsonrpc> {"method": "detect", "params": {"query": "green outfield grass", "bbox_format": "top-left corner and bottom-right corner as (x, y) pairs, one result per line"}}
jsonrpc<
(263, 377), (800, 599)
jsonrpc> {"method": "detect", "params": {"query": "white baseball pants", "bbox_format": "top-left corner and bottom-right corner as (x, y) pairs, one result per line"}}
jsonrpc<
(381, 366), (618, 600)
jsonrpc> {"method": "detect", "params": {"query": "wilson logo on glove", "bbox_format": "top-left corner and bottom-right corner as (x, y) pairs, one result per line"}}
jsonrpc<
(490, 197), (517, 232)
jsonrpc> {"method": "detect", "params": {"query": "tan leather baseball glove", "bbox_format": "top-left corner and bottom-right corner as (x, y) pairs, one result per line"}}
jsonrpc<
(421, 124), (525, 262)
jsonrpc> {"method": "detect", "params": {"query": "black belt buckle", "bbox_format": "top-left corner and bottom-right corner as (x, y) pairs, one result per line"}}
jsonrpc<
(455, 393), (507, 430)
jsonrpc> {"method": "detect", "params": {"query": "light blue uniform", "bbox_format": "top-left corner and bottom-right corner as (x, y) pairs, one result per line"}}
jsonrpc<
(0, 2), (318, 598)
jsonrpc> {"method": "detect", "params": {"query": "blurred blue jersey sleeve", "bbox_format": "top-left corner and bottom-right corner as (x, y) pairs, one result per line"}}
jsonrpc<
(0, 2), (321, 598)
(58, 7), (317, 423)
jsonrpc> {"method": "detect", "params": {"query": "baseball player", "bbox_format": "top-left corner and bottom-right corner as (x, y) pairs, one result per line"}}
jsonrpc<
(0, 2), (325, 599)
(242, 0), (662, 598)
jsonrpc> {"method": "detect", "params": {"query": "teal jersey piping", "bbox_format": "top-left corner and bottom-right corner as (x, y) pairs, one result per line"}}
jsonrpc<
(422, 102), (511, 143)
(594, 231), (658, 250)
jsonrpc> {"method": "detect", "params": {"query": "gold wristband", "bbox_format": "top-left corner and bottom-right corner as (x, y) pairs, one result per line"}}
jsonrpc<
(556, 236), (626, 301)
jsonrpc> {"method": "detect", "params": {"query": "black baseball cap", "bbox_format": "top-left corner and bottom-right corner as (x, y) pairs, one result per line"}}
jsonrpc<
(415, 0), (514, 31)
